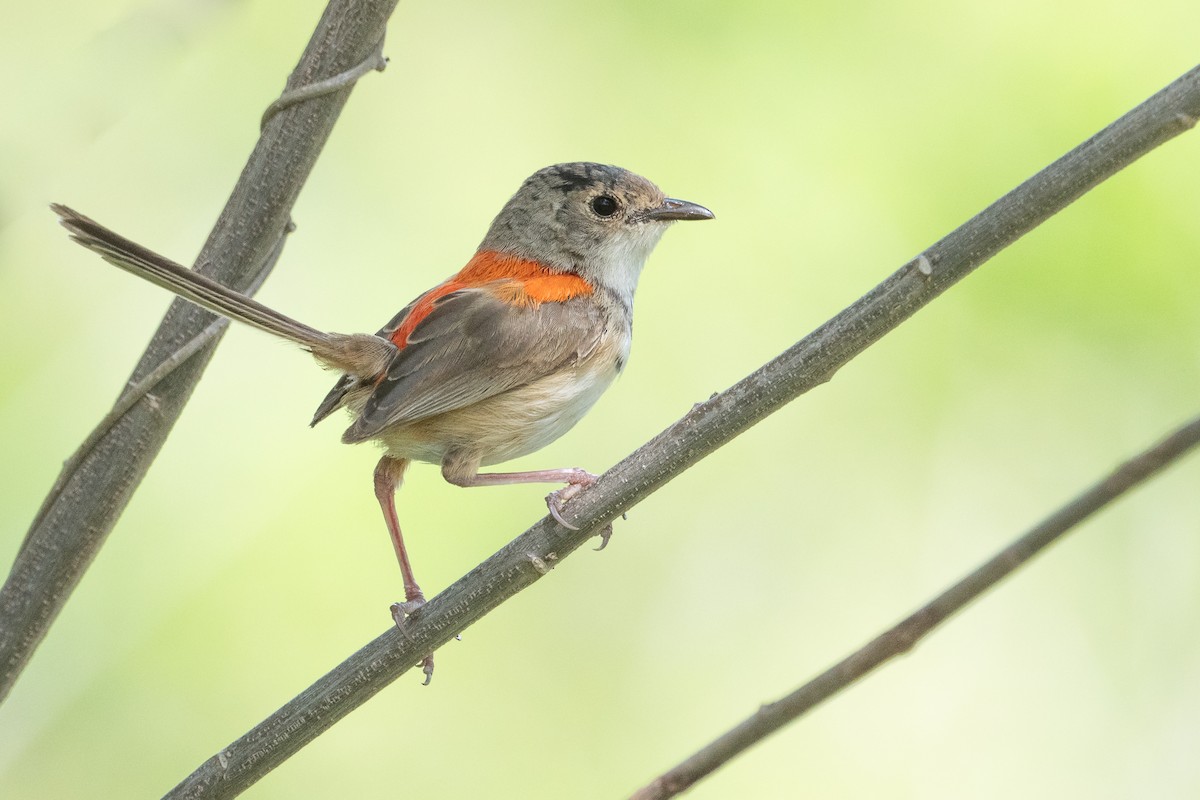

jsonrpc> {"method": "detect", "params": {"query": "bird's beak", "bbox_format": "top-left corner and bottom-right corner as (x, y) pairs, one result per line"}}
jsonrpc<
(641, 197), (715, 222)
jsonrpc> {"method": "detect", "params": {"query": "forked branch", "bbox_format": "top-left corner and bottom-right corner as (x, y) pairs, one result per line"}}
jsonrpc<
(0, 0), (399, 703)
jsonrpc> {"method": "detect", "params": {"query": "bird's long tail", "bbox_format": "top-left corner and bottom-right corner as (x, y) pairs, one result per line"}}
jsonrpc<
(52, 204), (331, 349)
(51, 204), (394, 377)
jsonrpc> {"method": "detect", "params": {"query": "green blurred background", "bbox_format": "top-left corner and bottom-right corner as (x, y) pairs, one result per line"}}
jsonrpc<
(2, 1), (1199, 797)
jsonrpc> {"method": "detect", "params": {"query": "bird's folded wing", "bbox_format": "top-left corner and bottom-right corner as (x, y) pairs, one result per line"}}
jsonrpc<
(342, 286), (607, 443)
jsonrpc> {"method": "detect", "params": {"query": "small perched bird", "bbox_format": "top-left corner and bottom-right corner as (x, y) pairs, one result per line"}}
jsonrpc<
(52, 162), (712, 678)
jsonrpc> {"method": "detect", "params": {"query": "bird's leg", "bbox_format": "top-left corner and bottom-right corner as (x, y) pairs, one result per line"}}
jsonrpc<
(374, 456), (423, 605)
(442, 463), (599, 531)
(373, 455), (434, 684)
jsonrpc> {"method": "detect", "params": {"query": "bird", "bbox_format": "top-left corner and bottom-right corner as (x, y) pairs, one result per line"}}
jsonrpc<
(52, 162), (713, 679)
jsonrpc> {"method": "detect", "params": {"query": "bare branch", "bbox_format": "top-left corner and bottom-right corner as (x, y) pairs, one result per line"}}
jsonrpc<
(163, 66), (1200, 800)
(629, 413), (1200, 799)
(0, 0), (399, 704)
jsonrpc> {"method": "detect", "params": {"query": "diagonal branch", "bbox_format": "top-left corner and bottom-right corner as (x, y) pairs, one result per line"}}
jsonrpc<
(628, 412), (1200, 800)
(164, 66), (1200, 799)
(0, 0), (400, 705)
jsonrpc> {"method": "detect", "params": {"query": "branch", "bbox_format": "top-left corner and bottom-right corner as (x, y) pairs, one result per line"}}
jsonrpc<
(0, 0), (399, 704)
(164, 66), (1200, 799)
(628, 413), (1200, 799)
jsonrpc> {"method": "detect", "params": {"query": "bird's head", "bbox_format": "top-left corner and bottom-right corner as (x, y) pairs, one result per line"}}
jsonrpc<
(479, 162), (713, 305)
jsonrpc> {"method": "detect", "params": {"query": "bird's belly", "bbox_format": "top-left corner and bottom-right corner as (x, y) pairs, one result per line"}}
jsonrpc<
(376, 361), (619, 467)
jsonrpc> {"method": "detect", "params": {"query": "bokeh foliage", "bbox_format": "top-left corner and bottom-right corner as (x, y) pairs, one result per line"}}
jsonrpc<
(1, 1), (1198, 797)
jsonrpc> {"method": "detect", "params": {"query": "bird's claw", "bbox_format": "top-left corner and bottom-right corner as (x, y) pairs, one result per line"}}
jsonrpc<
(593, 522), (614, 551)
(546, 490), (580, 530)
(419, 655), (434, 685)
(390, 597), (426, 629)
(390, 598), (434, 685)
(545, 470), (598, 530)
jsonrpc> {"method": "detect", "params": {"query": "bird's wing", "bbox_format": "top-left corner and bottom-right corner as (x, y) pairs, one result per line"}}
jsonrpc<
(341, 285), (609, 443)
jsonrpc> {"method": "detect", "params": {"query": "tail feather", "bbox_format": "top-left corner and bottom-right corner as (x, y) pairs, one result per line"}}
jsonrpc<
(51, 204), (330, 351)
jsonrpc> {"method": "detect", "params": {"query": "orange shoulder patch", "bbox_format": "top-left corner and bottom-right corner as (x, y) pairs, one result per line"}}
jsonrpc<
(388, 283), (456, 349)
(458, 250), (593, 306)
(388, 250), (594, 349)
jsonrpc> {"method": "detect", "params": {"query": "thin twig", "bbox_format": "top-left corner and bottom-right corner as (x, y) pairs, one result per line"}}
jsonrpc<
(0, 0), (401, 704)
(261, 33), (387, 129)
(628, 413), (1200, 800)
(163, 65), (1200, 800)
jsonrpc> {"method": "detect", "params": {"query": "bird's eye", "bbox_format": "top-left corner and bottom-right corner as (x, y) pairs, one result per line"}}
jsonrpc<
(590, 195), (619, 217)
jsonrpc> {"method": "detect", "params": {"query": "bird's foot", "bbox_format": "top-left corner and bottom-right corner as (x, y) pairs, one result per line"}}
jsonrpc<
(545, 470), (598, 530)
(390, 596), (434, 685)
(593, 521), (614, 551)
